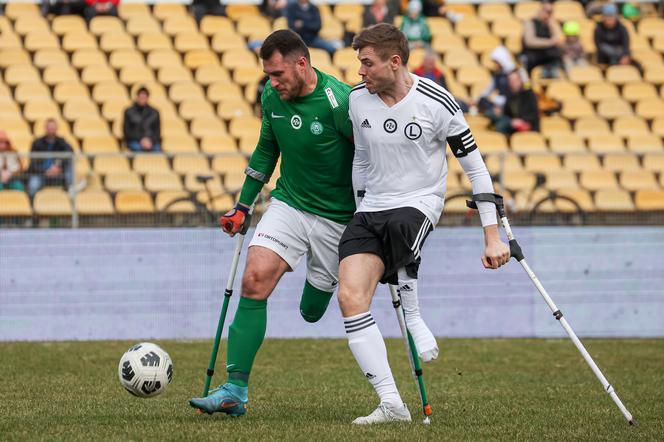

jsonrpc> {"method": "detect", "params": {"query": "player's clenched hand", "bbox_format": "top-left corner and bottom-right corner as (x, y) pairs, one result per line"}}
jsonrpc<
(219, 204), (250, 236)
(482, 238), (510, 269)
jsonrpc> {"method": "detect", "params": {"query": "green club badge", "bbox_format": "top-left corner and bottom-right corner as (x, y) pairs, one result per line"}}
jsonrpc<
(310, 120), (323, 135)
(291, 115), (302, 129)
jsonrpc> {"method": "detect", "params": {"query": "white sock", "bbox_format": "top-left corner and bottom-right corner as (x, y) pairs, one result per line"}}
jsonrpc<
(344, 312), (403, 408)
(397, 268), (438, 362)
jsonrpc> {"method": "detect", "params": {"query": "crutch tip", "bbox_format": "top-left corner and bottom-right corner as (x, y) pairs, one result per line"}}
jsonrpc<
(422, 416), (431, 425)
(629, 419), (638, 427)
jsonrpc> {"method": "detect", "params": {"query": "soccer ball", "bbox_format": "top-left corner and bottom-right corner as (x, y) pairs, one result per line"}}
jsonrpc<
(118, 342), (173, 398)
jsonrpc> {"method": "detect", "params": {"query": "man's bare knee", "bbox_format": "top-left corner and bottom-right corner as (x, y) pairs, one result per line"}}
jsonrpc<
(241, 268), (271, 300)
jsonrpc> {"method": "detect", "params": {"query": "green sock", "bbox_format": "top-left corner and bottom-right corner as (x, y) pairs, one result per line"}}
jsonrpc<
(226, 296), (267, 388)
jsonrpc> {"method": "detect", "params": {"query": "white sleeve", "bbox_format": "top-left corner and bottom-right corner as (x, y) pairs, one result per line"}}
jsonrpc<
(445, 111), (498, 226)
(349, 99), (369, 208)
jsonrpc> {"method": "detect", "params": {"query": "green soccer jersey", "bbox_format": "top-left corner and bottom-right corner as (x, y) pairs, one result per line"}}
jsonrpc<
(238, 69), (355, 224)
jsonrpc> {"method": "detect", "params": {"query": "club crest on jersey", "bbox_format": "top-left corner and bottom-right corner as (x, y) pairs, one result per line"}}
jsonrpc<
(291, 115), (302, 129)
(383, 119), (397, 133)
(404, 122), (422, 140)
(310, 120), (323, 135)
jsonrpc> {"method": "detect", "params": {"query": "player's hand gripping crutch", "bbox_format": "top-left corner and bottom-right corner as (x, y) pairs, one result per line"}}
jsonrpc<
(467, 193), (637, 426)
(389, 284), (432, 424)
(201, 202), (255, 398)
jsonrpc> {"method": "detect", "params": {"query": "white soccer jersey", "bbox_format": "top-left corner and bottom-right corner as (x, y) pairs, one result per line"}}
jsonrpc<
(349, 73), (497, 226)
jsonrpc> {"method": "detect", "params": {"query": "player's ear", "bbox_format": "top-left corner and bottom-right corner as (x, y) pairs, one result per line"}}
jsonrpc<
(390, 54), (401, 70)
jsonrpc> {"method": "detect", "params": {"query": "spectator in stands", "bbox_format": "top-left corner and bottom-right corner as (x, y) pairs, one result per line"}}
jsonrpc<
(421, 0), (463, 23)
(83, 0), (118, 22)
(363, 0), (397, 27)
(413, 50), (468, 111)
(0, 130), (25, 192)
(594, 4), (637, 67)
(123, 87), (161, 153)
(487, 71), (540, 135)
(260, 0), (288, 19)
(472, 46), (516, 114)
(286, 0), (340, 56)
(191, 0), (226, 24)
(561, 21), (589, 71)
(400, 0), (432, 49)
(41, 0), (85, 17)
(27, 119), (73, 197)
(520, 0), (563, 78)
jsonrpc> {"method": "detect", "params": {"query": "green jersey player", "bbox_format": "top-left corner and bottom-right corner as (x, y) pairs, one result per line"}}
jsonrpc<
(189, 30), (355, 417)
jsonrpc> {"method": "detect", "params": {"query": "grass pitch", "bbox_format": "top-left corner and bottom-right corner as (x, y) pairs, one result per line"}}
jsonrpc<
(1, 339), (662, 441)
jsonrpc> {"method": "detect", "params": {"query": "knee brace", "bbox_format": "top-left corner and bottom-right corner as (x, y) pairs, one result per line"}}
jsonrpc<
(299, 280), (333, 323)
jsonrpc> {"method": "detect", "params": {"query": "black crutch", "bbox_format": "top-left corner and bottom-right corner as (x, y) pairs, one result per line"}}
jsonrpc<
(467, 193), (637, 426)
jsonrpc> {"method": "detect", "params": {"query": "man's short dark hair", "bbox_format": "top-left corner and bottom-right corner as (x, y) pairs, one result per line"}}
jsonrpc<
(352, 23), (409, 65)
(136, 86), (150, 96)
(259, 29), (310, 62)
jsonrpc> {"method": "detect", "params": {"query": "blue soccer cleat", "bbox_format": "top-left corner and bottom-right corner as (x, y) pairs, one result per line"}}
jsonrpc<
(189, 383), (248, 417)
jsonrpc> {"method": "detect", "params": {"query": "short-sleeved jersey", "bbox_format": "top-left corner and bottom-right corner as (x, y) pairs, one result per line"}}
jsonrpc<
(247, 69), (355, 224)
(349, 73), (477, 225)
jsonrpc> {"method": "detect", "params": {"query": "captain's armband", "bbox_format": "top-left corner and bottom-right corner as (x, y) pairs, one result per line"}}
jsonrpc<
(447, 128), (477, 158)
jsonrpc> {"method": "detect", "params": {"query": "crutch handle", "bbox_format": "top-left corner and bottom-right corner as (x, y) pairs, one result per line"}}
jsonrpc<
(465, 193), (506, 218)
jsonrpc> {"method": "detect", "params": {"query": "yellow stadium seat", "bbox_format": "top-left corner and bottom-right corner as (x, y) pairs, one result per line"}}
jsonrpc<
(644, 66), (664, 85)
(653, 118), (664, 137)
(238, 133), (260, 155)
(444, 48), (478, 70)
(71, 49), (107, 70)
(620, 170), (658, 191)
(580, 170), (619, 191)
(82, 136), (119, 153)
(626, 134), (663, 153)
(89, 16), (124, 35)
(74, 118), (111, 138)
(184, 49), (221, 70)
(105, 172), (143, 192)
(94, 156), (131, 175)
(211, 32), (248, 53)
(201, 135), (238, 154)
(132, 154), (171, 175)
(158, 67), (193, 85)
(33, 49), (69, 69)
(169, 82), (205, 103)
(200, 16), (235, 37)
(163, 134), (199, 153)
(333, 47), (358, 72)
(491, 17), (523, 40)
(178, 99), (215, 121)
(190, 116), (227, 138)
(13, 14), (49, 36)
(92, 81), (130, 103)
(511, 132), (548, 153)
(597, 97), (633, 119)
(503, 171), (537, 192)
(221, 49), (258, 71)
(229, 116), (261, 139)
(33, 188), (72, 216)
(226, 3), (260, 19)
(115, 190), (154, 213)
(548, 133), (586, 153)
(81, 65), (118, 85)
(584, 81), (619, 103)
(553, 0), (585, 21)
(468, 35), (502, 55)
(63, 99), (100, 122)
(636, 98), (664, 120)
(23, 99), (61, 123)
(125, 16), (161, 36)
(76, 190), (115, 215)
(561, 97), (595, 120)
(196, 66), (232, 86)
(606, 65), (641, 85)
(137, 33), (173, 52)
(455, 66), (491, 88)
(212, 154), (249, 175)
(524, 154), (562, 172)
(3, 65), (41, 86)
(14, 82), (51, 104)
(612, 115), (649, 138)
(546, 80), (581, 101)
(603, 153), (641, 172)
(544, 171), (578, 191)
(484, 153), (524, 174)
(218, 99), (254, 122)
(172, 154), (212, 175)
(24, 31), (59, 52)
(540, 115), (572, 136)
(118, 3), (150, 19)
(232, 66), (265, 87)
(568, 65), (603, 85)
(574, 116), (610, 138)
(144, 172), (183, 192)
(163, 16), (198, 36)
(563, 153), (602, 172)
(236, 15), (271, 39)
(119, 65), (156, 85)
(42, 65), (79, 87)
(638, 17), (664, 39)
(333, 3), (363, 23)
(153, 3), (188, 20)
(642, 154), (664, 172)
(455, 16), (489, 39)
(0, 48), (31, 68)
(472, 131), (509, 153)
(478, 3), (512, 22)
(0, 191), (32, 216)
(102, 98), (131, 122)
(587, 134), (625, 153)
(622, 82), (656, 103)
(98, 32), (135, 53)
(635, 190), (664, 210)
(184, 174), (224, 194)
(146, 49), (182, 69)
(174, 32), (209, 52)
(155, 190), (195, 213)
(595, 190), (634, 211)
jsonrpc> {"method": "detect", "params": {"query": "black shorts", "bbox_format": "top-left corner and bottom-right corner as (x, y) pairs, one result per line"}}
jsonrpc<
(338, 207), (433, 285)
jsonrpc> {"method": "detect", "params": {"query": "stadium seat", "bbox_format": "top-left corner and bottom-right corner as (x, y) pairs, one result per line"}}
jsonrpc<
(603, 154), (641, 172)
(612, 116), (650, 138)
(101, 98), (131, 122)
(115, 190), (155, 214)
(444, 48), (479, 69)
(34, 188), (72, 216)
(574, 117), (610, 138)
(71, 49), (107, 70)
(14, 82), (51, 104)
(540, 115), (572, 136)
(163, 17), (198, 36)
(81, 65), (118, 85)
(0, 191), (32, 216)
(622, 82), (657, 103)
(653, 118), (664, 137)
(211, 32), (248, 53)
(125, 16), (161, 36)
(642, 154), (664, 172)
(510, 132), (548, 153)
(620, 170), (658, 191)
(184, 174), (223, 193)
(594, 190), (634, 211)
(118, 2), (150, 19)
(23, 99), (61, 123)
(544, 171), (578, 191)
(563, 153), (602, 172)
(195, 66), (232, 87)
(561, 97), (596, 120)
(82, 136), (119, 153)
(190, 116), (228, 138)
(221, 48), (259, 71)
(636, 98), (664, 120)
(172, 154), (212, 175)
(14, 15), (49, 36)
(200, 135), (238, 154)
(93, 82), (130, 103)
(76, 190), (115, 215)
(174, 32), (209, 52)
(587, 134), (625, 153)
(153, 3), (188, 21)
(211, 154), (249, 175)
(580, 170), (619, 191)
(546, 80), (581, 101)
(63, 99), (101, 122)
(52, 15), (87, 36)
(24, 31), (60, 51)
(635, 190), (664, 210)
(105, 172), (143, 192)
(138, 32), (173, 52)
(0, 48), (31, 68)
(626, 134), (663, 153)
(606, 65), (641, 85)
(94, 156), (131, 175)
(144, 173), (184, 192)
(229, 116), (262, 139)
(53, 82), (90, 104)
(162, 134), (199, 153)
(155, 190), (195, 213)
(3, 65), (42, 86)
(33, 49), (69, 69)
(131, 155), (170, 176)
(584, 81), (619, 103)
(568, 65), (603, 85)
(548, 133), (586, 153)
(484, 153), (524, 173)
(524, 154), (562, 172)
(597, 97), (633, 119)
(200, 16), (235, 37)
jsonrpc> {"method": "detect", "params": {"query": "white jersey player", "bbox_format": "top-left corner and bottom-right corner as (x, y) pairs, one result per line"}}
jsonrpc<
(337, 23), (511, 425)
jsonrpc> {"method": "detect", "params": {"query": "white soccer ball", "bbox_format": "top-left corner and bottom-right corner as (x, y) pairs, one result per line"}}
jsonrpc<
(118, 342), (173, 398)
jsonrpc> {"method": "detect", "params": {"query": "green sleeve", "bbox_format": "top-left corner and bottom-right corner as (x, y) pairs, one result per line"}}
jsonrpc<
(238, 87), (281, 206)
(331, 82), (353, 140)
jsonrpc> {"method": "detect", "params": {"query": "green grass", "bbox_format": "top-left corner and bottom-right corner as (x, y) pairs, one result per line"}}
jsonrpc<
(1, 339), (662, 441)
